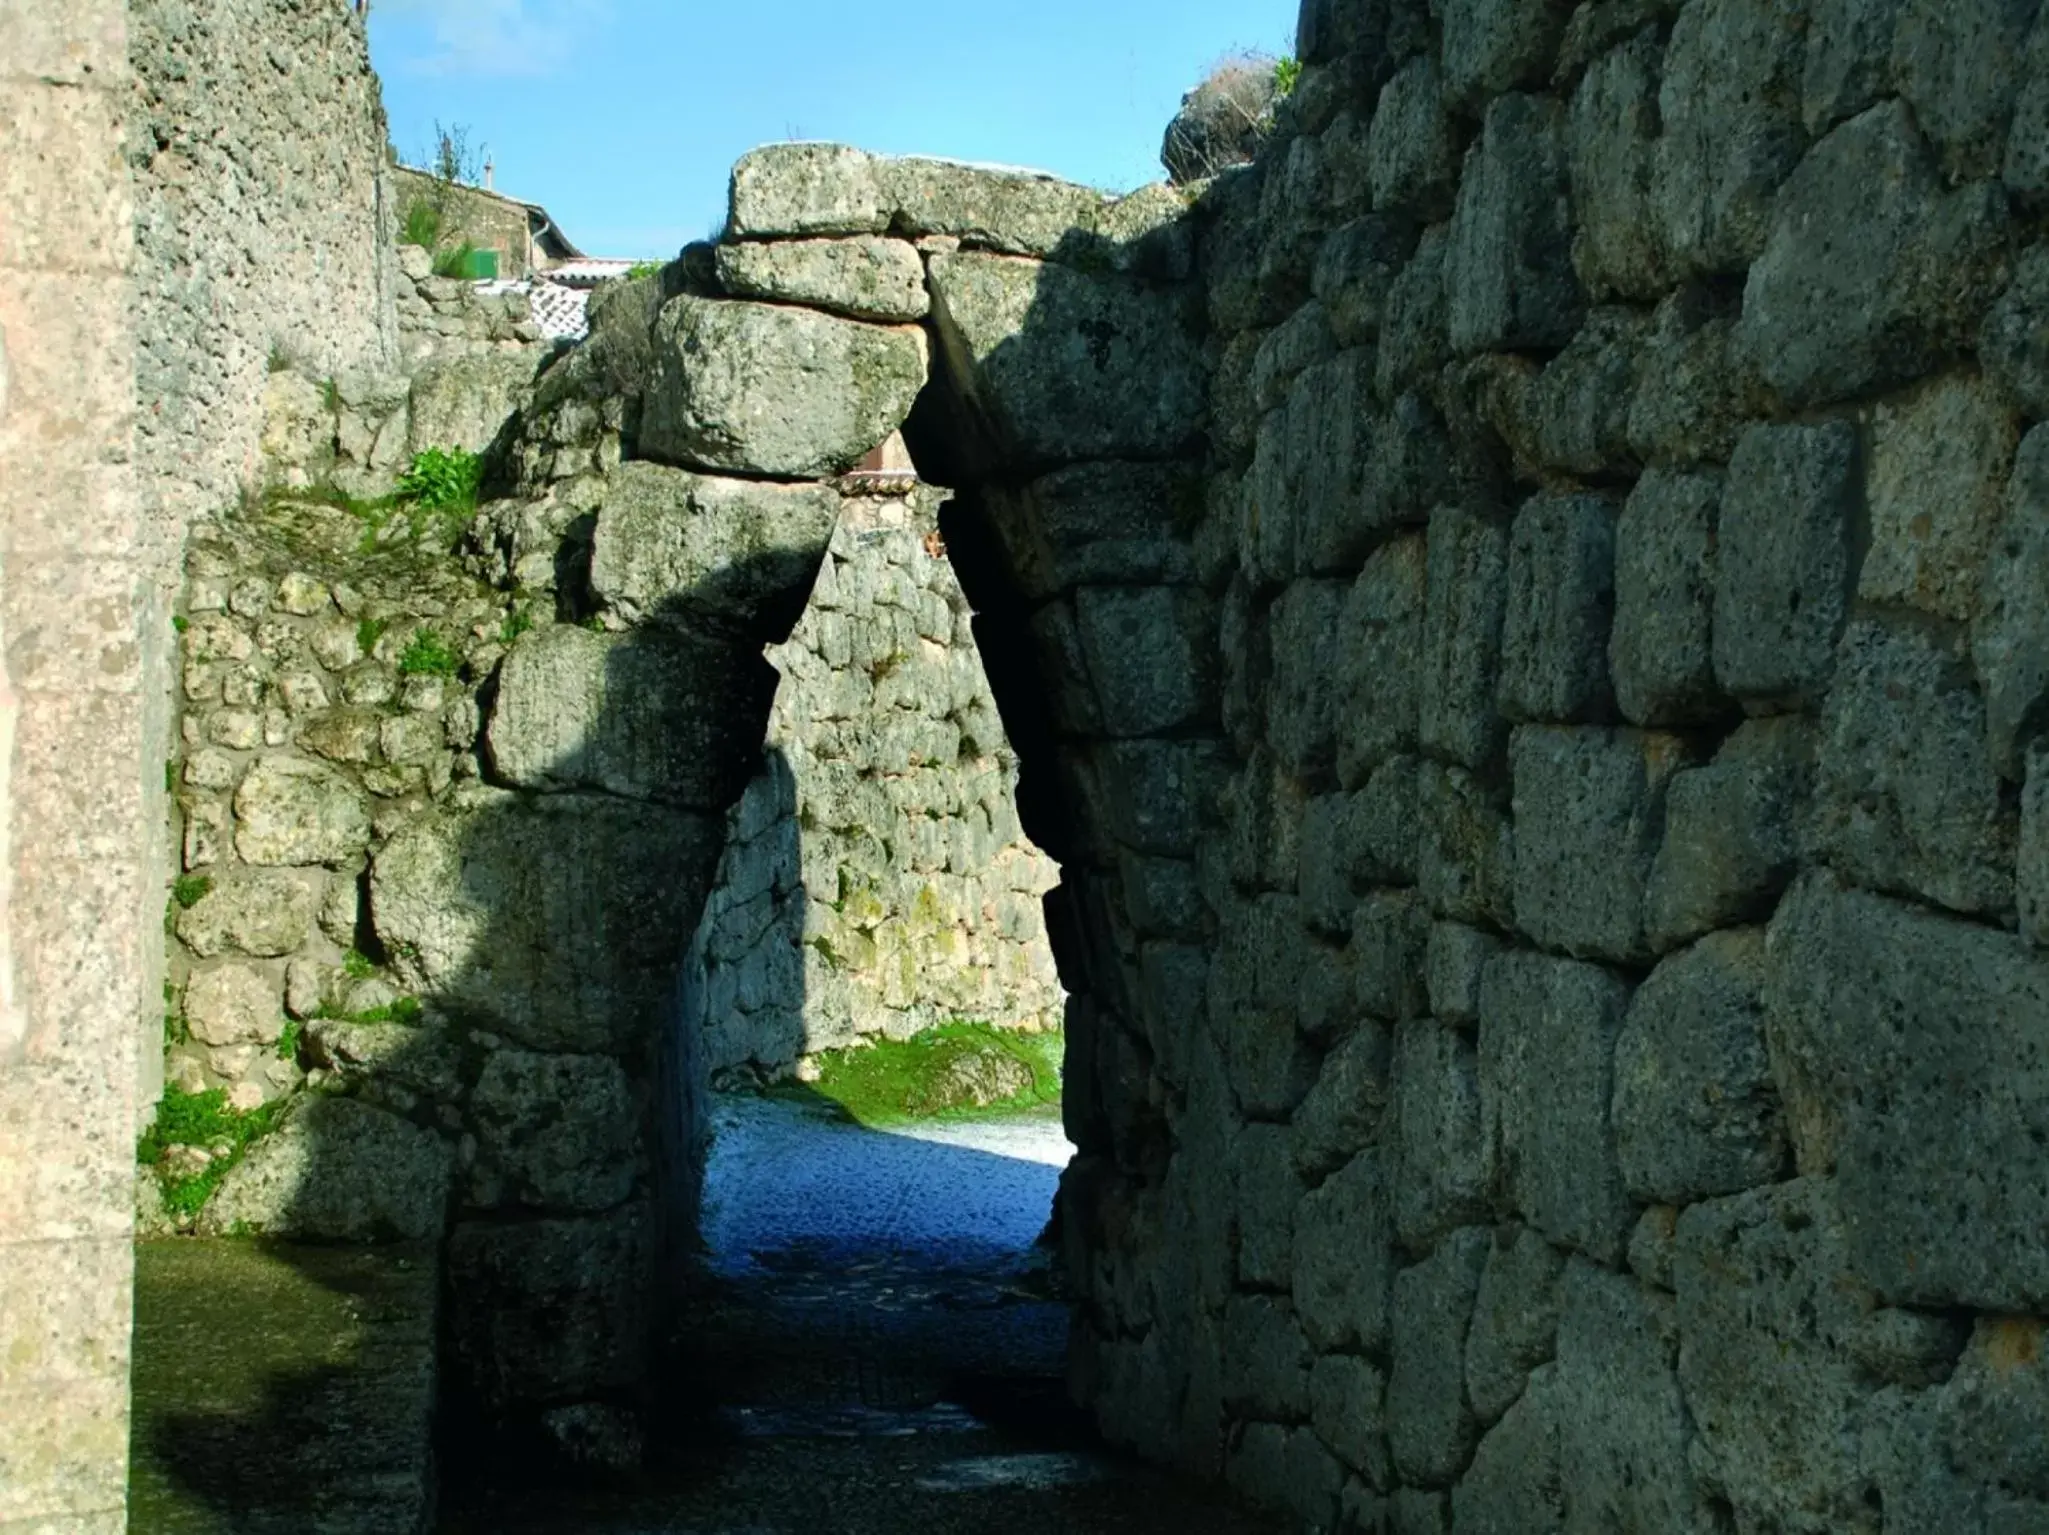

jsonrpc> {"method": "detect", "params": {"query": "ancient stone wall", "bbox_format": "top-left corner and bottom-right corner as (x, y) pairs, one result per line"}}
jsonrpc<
(0, 3), (147, 1525)
(1055, 1), (2049, 1528)
(687, 486), (1063, 1086)
(129, 0), (398, 539)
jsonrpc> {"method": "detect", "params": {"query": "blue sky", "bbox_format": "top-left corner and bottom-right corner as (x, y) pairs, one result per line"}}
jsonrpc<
(368, 0), (1299, 258)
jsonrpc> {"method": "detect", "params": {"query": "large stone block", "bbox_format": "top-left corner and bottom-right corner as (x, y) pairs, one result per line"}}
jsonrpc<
(183, 963), (282, 1049)
(1390, 1019), (1489, 1252)
(1419, 505), (1510, 769)
(1712, 420), (1858, 710)
(1293, 1150), (1394, 1352)
(1510, 725), (1689, 965)
(1860, 372), (2020, 623)
(926, 251), (1205, 467)
(1813, 620), (2016, 917)
(1800, 0), (1908, 135)
(1981, 246), (2049, 418)
(1416, 761), (1515, 928)
(1609, 468), (1723, 727)
(1073, 585), (1219, 739)
(641, 296), (926, 477)
(174, 869), (321, 959)
(1497, 494), (1617, 724)
(1235, 1122), (1304, 1290)
(1335, 531), (1427, 787)
(1510, 308), (1644, 478)
(1652, 0), (1808, 277)
(1313, 214), (1419, 348)
(484, 623), (769, 809)
(1613, 929), (1786, 1204)
(1446, 94), (1584, 353)
(1737, 101), (2012, 408)
(1310, 1352), (1390, 1489)
(1089, 738), (1228, 858)
(1387, 1227), (1490, 1487)
(1975, 423), (2049, 780)
(1673, 1179), (1889, 1530)
(1366, 54), (1460, 217)
(1464, 1223), (1564, 1428)
(714, 236), (928, 322)
(1291, 1022), (1391, 1181)
(1479, 948), (1635, 1262)
(233, 754), (371, 868)
(1646, 716), (1814, 950)
(446, 1203), (652, 1408)
(470, 1050), (638, 1213)
(406, 350), (540, 458)
(1763, 874), (2049, 1310)
(1891, 0), (2038, 182)
(588, 465), (840, 632)
(1376, 224), (1449, 400)
(1453, 1368), (1564, 1532)
(1436, 0), (1570, 105)
(1568, 29), (1669, 301)
(1222, 1293), (1312, 1419)
(985, 461), (1203, 601)
(200, 1096), (453, 1242)
(1626, 287), (1769, 467)
(1549, 1259), (1699, 1530)
(371, 790), (722, 1054)
(1265, 579), (1350, 781)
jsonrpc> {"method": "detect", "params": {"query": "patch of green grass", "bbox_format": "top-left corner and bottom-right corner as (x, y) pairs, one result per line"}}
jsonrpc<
(430, 240), (479, 279)
(356, 617), (389, 658)
(397, 445), (482, 515)
(172, 873), (213, 910)
(624, 260), (662, 281)
(137, 1086), (286, 1221)
(275, 1018), (303, 1062)
(401, 199), (442, 249)
(343, 996), (423, 1027)
(501, 605), (535, 644)
(792, 1021), (1064, 1129)
(171, 615), (189, 634)
(398, 627), (460, 678)
(1273, 54), (1302, 98)
(341, 948), (377, 980)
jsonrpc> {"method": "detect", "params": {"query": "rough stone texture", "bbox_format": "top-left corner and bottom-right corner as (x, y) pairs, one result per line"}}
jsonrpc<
(1387, 1227), (1489, 1487)
(715, 236), (930, 322)
(1712, 420), (1859, 710)
(174, 869), (321, 958)
(1764, 875), (2049, 1311)
(1737, 101), (2012, 408)
(1390, 1020), (1489, 1252)
(1975, 423), (2049, 781)
(2026, 744), (2049, 946)
(233, 754), (373, 868)
(1294, 1152), (1395, 1354)
(1497, 494), (1616, 724)
(1463, 1223), (1564, 1429)
(1446, 94), (1583, 354)
(1609, 468), (1722, 727)
(1419, 505), (1510, 769)
(1612, 928), (1787, 1203)
(470, 1050), (638, 1213)
(1478, 949), (1634, 1262)
(200, 1096), (453, 1241)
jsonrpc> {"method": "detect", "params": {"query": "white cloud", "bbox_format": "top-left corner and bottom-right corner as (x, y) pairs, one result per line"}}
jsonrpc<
(376, 0), (609, 78)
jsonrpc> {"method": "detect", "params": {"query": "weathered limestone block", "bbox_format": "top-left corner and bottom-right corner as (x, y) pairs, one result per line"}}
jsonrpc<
(1764, 874), (2049, 1310)
(1310, 1353), (1390, 1491)
(1436, 0), (1570, 104)
(446, 1203), (652, 1409)
(714, 236), (929, 322)
(588, 464), (840, 631)
(1235, 1122), (1304, 1290)
(484, 623), (769, 809)
(1612, 929), (1786, 1203)
(1390, 1020), (1489, 1252)
(727, 143), (895, 239)
(1981, 247), (2049, 417)
(1653, 0), (1808, 277)
(1293, 1150), (1395, 1353)
(1479, 948), (1634, 1262)
(1419, 505), (1510, 769)
(1416, 761), (1515, 928)
(1366, 54), (1460, 217)
(1226, 1423), (1345, 1531)
(1673, 1178), (1889, 1530)
(1813, 620), (2016, 917)
(1626, 287), (1769, 466)
(304, 1018), (467, 1102)
(1510, 725), (1689, 964)
(1549, 1260), (1699, 1530)
(372, 790), (721, 1055)
(1452, 1368), (1564, 1532)
(1329, 535), (1425, 789)
(1090, 739), (1228, 859)
(1316, 217), (1416, 357)
(1251, 302), (1335, 415)
(642, 296), (926, 477)
(1291, 1023), (1391, 1181)
(1646, 716), (1813, 949)
(1387, 1227), (1490, 1486)
(1074, 585), (1218, 739)
(1353, 889), (1431, 1022)
(1446, 94), (1584, 353)
(184, 963), (283, 1048)
(1464, 1223), (1564, 1428)
(1609, 468), (1722, 727)
(470, 1050), (637, 1213)
(1264, 579), (1348, 781)
(407, 351), (541, 457)
(175, 869), (321, 958)
(1498, 494), (1617, 724)
(233, 754), (372, 868)
(1737, 101), (2011, 407)
(200, 1096), (453, 1242)
(1975, 423), (2049, 779)
(985, 461), (1203, 600)
(1712, 420), (1858, 710)
(1222, 1293), (1313, 1418)
(1568, 29), (1669, 300)
(1892, 0), (2038, 182)
(927, 251), (1205, 466)
(1376, 223), (1449, 401)
(299, 706), (383, 765)
(1860, 373), (2019, 623)
(1425, 920), (1501, 1027)
(1800, 0), (1906, 134)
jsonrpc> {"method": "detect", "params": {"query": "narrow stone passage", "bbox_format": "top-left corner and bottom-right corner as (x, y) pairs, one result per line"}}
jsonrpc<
(439, 1098), (1284, 1533)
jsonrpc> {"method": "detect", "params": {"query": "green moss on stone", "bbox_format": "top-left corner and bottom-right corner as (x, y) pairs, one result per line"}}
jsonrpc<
(794, 1020), (1064, 1128)
(138, 1086), (286, 1221)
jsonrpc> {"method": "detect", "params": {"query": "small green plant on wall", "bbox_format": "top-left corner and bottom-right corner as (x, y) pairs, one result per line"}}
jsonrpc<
(137, 1086), (285, 1222)
(1273, 54), (1302, 98)
(398, 627), (460, 678)
(402, 199), (442, 249)
(398, 446), (482, 513)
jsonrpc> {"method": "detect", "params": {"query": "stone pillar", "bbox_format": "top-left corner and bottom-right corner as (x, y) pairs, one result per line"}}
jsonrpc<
(0, 4), (146, 1527)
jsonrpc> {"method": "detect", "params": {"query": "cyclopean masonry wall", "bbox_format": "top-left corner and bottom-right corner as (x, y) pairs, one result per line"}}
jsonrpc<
(1055, 0), (2049, 1529)
(686, 482), (1064, 1087)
